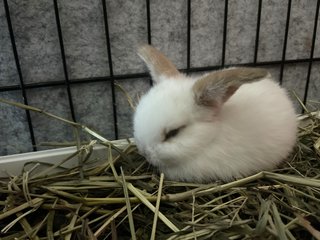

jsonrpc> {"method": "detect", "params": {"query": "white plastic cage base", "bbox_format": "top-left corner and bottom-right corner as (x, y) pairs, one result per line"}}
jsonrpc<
(0, 138), (134, 178)
(0, 112), (319, 179)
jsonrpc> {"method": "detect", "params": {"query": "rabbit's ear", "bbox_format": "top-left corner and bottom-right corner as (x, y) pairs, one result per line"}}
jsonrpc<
(193, 67), (269, 109)
(138, 45), (181, 84)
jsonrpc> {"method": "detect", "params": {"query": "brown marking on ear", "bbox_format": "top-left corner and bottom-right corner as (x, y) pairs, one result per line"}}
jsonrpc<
(138, 45), (180, 83)
(193, 67), (269, 107)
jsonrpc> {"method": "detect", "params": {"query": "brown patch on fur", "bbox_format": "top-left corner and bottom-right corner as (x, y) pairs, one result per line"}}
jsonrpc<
(193, 67), (269, 107)
(138, 45), (180, 81)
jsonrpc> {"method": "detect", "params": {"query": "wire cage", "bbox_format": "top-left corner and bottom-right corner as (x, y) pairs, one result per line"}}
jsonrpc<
(0, 0), (319, 156)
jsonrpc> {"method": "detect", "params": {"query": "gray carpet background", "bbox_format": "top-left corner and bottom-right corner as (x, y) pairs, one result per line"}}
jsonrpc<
(0, 0), (319, 155)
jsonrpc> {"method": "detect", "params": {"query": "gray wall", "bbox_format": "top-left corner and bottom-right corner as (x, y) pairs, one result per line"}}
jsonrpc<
(0, 0), (319, 156)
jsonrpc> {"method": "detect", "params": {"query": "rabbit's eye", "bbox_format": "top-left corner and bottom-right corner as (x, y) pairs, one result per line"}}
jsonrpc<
(164, 126), (185, 141)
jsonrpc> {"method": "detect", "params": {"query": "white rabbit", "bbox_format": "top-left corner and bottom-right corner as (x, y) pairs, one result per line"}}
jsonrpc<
(133, 45), (297, 182)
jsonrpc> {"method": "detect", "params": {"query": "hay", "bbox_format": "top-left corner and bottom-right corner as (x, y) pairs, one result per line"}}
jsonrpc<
(0, 98), (320, 240)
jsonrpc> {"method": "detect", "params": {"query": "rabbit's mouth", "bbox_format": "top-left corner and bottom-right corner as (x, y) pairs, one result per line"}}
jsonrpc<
(135, 142), (157, 164)
(140, 148), (167, 168)
(135, 140), (182, 168)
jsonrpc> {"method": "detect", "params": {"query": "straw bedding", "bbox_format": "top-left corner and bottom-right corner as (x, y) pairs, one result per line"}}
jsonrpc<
(0, 98), (319, 240)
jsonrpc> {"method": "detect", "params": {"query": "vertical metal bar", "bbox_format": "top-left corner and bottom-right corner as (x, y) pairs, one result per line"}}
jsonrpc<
(186, 0), (191, 72)
(3, 0), (37, 151)
(146, 0), (152, 45)
(53, 0), (77, 122)
(145, 0), (153, 86)
(253, 0), (263, 64)
(303, 0), (320, 106)
(102, 0), (119, 139)
(279, 0), (292, 85)
(221, 0), (228, 67)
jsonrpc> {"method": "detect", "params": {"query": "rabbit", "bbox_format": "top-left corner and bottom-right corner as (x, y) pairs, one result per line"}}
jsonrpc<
(133, 45), (297, 183)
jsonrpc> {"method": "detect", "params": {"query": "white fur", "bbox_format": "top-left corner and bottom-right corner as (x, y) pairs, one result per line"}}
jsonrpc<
(133, 75), (297, 182)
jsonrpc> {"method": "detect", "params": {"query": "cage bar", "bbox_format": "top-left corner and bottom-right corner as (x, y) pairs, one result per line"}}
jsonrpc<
(253, 0), (263, 64)
(146, 0), (152, 45)
(1, 58), (320, 93)
(145, 0), (153, 86)
(279, 0), (292, 85)
(53, 0), (77, 122)
(221, 0), (228, 67)
(3, 0), (37, 151)
(303, 0), (320, 106)
(186, 0), (191, 72)
(102, 0), (119, 139)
